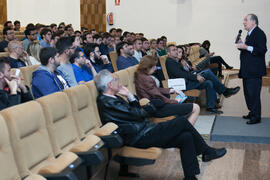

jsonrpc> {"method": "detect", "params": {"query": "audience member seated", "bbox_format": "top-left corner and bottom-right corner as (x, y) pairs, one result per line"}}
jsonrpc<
(108, 36), (116, 52)
(40, 28), (53, 48)
(201, 40), (233, 78)
(166, 45), (240, 114)
(27, 41), (41, 65)
(56, 37), (78, 87)
(70, 49), (97, 83)
(22, 27), (38, 51)
(156, 38), (166, 57)
(122, 31), (133, 43)
(8, 40), (32, 68)
(35, 23), (44, 41)
(64, 24), (74, 37)
(4, 21), (13, 29)
(89, 28), (97, 36)
(32, 47), (70, 98)
(99, 32), (111, 57)
(133, 38), (143, 62)
(116, 28), (123, 37)
(135, 55), (200, 125)
(109, 28), (116, 37)
(0, 27), (16, 52)
(82, 32), (94, 45)
(141, 38), (151, 56)
(83, 43), (113, 72)
(0, 58), (32, 110)
(13, 20), (21, 31)
(150, 39), (157, 50)
(95, 69), (227, 180)
(50, 23), (58, 33)
(93, 34), (102, 45)
(161, 36), (168, 48)
(116, 41), (138, 70)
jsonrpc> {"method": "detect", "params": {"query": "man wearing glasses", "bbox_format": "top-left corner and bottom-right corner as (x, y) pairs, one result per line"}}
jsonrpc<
(71, 49), (97, 84)
(0, 27), (16, 52)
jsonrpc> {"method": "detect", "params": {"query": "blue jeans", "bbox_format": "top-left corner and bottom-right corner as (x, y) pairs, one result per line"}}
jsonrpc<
(186, 69), (226, 108)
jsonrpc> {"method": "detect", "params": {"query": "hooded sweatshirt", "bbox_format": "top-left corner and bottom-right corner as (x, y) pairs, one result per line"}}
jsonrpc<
(32, 65), (69, 99)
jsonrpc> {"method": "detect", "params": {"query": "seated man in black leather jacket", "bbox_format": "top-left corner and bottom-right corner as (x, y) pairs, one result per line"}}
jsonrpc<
(95, 69), (227, 180)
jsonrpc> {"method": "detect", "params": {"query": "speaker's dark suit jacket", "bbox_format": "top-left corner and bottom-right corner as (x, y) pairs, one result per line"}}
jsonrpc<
(239, 26), (267, 79)
(239, 26), (267, 119)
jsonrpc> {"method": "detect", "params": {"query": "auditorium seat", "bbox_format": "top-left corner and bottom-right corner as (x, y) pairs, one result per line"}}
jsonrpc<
(36, 92), (107, 179)
(188, 45), (206, 66)
(85, 81), (162, 168)
(0, 52), (9, 58)
(159, 55), (201, 97)
(115, 68), (136, 94)
(109, 51), (118, 72)
(1, 101), (83, 179)
(126, 65), (138, 94)
(20, 64), (40, 98)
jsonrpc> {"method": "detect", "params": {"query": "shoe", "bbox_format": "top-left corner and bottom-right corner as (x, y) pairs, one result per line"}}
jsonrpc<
(202, 148), (227, 162)
(183, 176), (197, 180)
(242, 113), (251, 119)
(223, 86), (240, 98)
(226, 66), (233, 70)
(246, 118), (261, 125)
(215, 103), (222, 109)
(206, 108), (223, 114)
(218, 74), (224, 78)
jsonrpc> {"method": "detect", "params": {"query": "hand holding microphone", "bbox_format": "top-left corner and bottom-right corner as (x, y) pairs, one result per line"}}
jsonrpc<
(235, 29), (242, 44)
(235, 29), (248, 50)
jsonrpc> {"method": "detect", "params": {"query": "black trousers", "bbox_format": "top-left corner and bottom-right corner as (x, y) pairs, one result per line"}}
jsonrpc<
(243, 78), (262, 119)
(210, 56), (230, 76)
(133, 116), (210, 177)
(153, 103), (193, 118)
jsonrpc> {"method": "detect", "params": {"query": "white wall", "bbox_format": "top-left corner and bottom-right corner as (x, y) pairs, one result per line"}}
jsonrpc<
(7, 0), (81, 31)
(107, 0), (270, 68)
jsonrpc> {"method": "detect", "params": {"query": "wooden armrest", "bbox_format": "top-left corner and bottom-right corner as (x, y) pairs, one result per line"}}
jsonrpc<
(94, 122), (118, 136)
(139, 98), (150, 106)
(184, 89), (201, 97)
(208, 63), (219, 69)
(162, 80), (169, 88)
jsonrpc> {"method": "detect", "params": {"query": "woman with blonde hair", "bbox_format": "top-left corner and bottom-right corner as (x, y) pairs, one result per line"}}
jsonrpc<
(135, 55), (200, 125)
(27, 41), (41, 65)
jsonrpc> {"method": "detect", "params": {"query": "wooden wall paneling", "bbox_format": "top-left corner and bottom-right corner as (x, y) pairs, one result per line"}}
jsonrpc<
(80, 0), (106, 33)
(0, 0), (7, 27)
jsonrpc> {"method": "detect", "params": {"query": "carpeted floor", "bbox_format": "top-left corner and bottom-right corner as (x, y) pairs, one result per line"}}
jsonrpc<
(211, 116), (270, 144)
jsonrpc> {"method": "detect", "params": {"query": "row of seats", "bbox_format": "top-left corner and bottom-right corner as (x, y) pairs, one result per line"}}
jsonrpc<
(0, 34), (25, 41)
(1, 64), (163, 180)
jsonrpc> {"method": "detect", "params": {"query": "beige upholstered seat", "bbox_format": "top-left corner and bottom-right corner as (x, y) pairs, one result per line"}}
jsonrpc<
(160, 55), (201, 97)
(20, 65), (40, 98)
(64, 85), (102, 139)
(188, 45), (206, 66)
(109, 51), (119, 72)
(0, 114), (47, 180)
(36, 92), (104, 155)
(85, 81), (162, 164)
(126, 65), (138, 94)
(1, 101), (79, 178)
(0, 114), (21, 180)
(0, 52), (9, 58)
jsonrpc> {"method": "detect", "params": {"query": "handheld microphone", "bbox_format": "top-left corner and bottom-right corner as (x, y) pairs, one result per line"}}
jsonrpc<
(235, 30), (242, 43)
